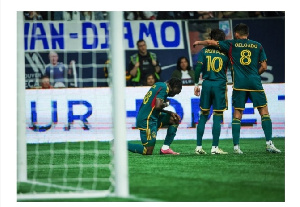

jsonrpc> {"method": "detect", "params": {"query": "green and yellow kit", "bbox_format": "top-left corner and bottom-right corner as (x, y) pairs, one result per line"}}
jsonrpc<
(218, 39), (268, 109)
(195, 46), (229, 112)
(136, 82), (171, 146)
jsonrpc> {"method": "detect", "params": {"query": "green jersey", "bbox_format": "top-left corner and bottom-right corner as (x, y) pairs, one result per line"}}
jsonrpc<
(195, 46), (229, 83)
(136, 82), (169, 129)
(218, 39), (267, 91)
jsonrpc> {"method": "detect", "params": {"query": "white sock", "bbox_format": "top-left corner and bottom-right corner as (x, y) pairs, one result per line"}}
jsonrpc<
(212, 146), (218, 150)
(266, 140), (272, 145)
(196, 146), (202, 150)
(162, 145), (169, 150)
(234, 145), (239, 150)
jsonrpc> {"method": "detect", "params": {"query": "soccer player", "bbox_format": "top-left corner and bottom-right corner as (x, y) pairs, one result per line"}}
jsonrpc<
(193, 23), (281, 153)
(128, 78), (182, 155)
(194, 29), (230, 155)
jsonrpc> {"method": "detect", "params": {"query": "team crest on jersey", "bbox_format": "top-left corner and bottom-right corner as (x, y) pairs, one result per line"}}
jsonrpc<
(151, 131), (157, 139)
(59, 66), (63, 72)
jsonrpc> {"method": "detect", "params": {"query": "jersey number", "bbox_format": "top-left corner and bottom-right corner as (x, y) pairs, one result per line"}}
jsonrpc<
(143, 91), (152, 104)
(240, 50), (251, 65)
(206, 56), (223, 72)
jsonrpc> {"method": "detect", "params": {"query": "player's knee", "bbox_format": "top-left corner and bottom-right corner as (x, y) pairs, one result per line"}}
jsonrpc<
(145, 146), (154, 155)
(169, 117), (180, 125)
(213, 111), (223, 116)
(201, 110), (210, 116)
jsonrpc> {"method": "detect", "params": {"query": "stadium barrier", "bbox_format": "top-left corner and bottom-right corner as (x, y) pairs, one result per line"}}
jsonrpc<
(26, 83), (285, 143)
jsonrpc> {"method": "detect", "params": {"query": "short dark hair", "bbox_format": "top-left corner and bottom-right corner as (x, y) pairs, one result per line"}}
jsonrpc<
(233, 23), (249, 36)
(167, 77), (182, 90)
(146, 73), (155, 79)
(210, 29), (225, 41)
(176, 56), (192, 71)
(136, 39), (146, 46)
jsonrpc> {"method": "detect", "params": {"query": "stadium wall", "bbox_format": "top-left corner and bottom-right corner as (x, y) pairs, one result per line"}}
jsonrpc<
(26, 84), (285, 144)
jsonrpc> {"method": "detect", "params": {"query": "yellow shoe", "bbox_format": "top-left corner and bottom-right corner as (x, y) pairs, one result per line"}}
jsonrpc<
(233, 148), (243, 154)
(266, 143), (281, 153)
(195, 148), (207, 155)
(211, 147), (228, 154)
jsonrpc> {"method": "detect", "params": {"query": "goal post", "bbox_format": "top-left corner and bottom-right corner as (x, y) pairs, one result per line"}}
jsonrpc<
(17, 11), (129, 201)
(17, 11), (27, 183)
(109, 11), (129, 198)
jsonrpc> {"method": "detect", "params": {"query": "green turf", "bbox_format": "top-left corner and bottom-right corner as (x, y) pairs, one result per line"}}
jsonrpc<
(18, 138), (285, 202)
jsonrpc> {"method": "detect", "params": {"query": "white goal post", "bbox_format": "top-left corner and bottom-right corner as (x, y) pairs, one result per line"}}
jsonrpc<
(17, 11), (129, 200)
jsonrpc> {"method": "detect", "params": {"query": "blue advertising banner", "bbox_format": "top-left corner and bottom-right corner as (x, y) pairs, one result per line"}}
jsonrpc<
(24, 18), (285, 89)
(24, 20), (190, 88)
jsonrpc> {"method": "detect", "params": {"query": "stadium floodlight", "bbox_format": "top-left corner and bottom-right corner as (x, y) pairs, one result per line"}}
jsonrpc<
(17, 11), (129, 201)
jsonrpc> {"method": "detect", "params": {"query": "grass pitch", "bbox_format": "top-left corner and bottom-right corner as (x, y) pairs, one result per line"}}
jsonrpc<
(18, 138), (285, 202)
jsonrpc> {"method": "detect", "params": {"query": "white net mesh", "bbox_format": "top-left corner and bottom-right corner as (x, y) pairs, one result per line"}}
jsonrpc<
(17, 11), (117, 201)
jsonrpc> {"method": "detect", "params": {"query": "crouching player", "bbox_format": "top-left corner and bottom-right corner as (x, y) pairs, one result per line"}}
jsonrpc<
(128, 77), (182, 155)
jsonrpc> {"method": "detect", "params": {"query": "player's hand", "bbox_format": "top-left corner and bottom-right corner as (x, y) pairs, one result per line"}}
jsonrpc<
(193, 41), (200, 48)
(194, 86), (200, 96)
(134, 62), (140, 68)
(171, 113), (181, 124)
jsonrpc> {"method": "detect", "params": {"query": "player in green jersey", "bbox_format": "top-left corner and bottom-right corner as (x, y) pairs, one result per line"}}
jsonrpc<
(193, 23), (281, 154)
(194, 29), (230, 155)
(128, 78), (182, 155)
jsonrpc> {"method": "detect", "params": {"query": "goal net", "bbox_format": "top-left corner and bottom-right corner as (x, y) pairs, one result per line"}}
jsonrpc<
(17, 11), (128, 201)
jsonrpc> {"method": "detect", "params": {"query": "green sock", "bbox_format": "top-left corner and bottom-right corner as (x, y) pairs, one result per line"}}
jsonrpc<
(232, 118), (241, 145)
(261, 115), (272, 141)
(128, 143), (145, 154)
(197, 114), (208, 146)
(212, 114), (222, 146)
(163, 125), (178, 146)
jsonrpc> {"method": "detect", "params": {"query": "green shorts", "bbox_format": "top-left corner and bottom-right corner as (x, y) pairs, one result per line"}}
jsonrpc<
(200, 80), (227, 112)
(232, 90), (267, 109)
(139, 112), (171, 147)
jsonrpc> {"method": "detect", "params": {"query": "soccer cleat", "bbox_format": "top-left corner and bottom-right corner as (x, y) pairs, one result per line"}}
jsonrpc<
(160, 148), (180, 155)
(233, 148), (243, 154)
(266, 144), (281, 153)
(211, 148), (228, 155)
(195, 148), (207, 155)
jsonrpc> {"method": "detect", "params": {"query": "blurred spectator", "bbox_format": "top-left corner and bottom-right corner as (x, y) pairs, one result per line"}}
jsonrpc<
(145, 73), (157, 86)
(143, 11), (157, 20)
(218, 11), (249, 19)
(94, 11), (106, 20)
(24, 11), (46, 20)
(197, 11), (215, 19)
(80, 11), (93, 20)
(182, 11), (200, 19)
(124, 11), (157, 20)
(248, 11), (263, 18)
(127, 39), (161, 86)
(261, 11), (285, 17)
(45, 51), (75, 88)
(156, 11), (186, 20)
(171, 56), (195, 85)
(40, 75), (54, 89)
(53, 11), (80, 21)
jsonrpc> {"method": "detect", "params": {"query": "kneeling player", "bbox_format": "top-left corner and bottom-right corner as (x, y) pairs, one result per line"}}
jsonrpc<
(128, 78), (182, 155)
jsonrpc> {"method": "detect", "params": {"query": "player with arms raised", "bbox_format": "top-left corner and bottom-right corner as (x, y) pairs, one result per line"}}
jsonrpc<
(128, 78), (182, 155)
(193, 23), (281, 153)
